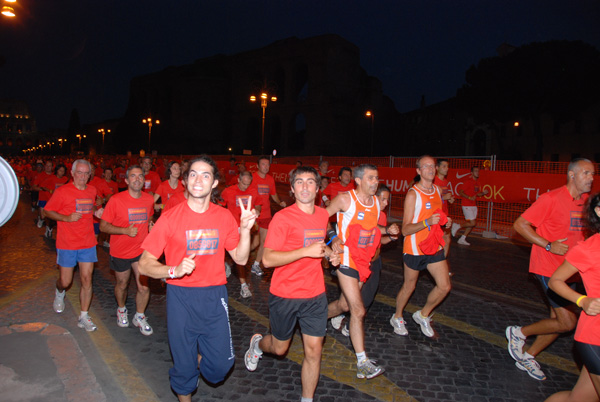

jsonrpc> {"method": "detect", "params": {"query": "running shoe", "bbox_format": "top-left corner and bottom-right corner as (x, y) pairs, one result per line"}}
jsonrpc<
(390, 314), (408, 336)
(240, 283), (252, 298)
(225, 262), (232, 278)
(132, 314), (153, 336)
(103, 241), (110, 248)
(357, 358), (384, 379)
(451, 222), (460, 237)
(36, 217), (44, 228)
(331, 314), (345, 330)
(251, 261), (264, 276)
(341, 322), (350, 337)
(505, 326), (525, 361)
(116, 308), (129, 328)
(45, 226), (53, 239)
(516, 357), (546, 381)
(78, 315), (97, 332)
(53, 291), (65, 313)
(245, 334), (263, 371)
(412, 310), (435, 337)
(457, 237), (471, 246)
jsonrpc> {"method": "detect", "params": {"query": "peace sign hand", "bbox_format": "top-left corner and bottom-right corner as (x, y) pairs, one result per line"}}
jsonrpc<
(239, 195), (258, 230)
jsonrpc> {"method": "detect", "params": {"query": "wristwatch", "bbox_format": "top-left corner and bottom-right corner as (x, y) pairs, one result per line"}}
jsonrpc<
(545, 242), (552, 252)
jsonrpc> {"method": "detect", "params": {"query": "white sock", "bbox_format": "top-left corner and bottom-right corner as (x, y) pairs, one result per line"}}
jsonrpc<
(79, 311), (89, 319)
(356, 351), (366, 363)
(301, 398), (313, 402)
(460, 235), (467, 240)
(118, 307), (126, 313)
(135, 312), (144, 319)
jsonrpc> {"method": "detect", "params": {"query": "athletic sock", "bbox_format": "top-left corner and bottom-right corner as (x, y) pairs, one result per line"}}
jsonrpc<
(117, 307), (126, 313)
(135, 312), (145, 319)
(79, 311), (89, 320)
(356, 351), (366, 363)
(301, 398), (313, 402)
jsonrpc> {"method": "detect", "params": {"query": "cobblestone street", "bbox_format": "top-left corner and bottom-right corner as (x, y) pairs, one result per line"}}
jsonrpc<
(0, 196), (581, 401)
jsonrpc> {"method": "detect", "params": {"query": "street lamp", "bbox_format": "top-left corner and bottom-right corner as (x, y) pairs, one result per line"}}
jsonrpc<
(142, 118), (159, 152)
(365, 110), (374, 156)
(250, 91), (277, 155)
(98, 128), (110, 153)
(76, 134), (86, 151)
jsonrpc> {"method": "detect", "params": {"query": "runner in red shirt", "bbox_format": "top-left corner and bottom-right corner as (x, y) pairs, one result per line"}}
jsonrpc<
(506, 158), (595, 381)
(103, 167), (119, 198)
(154, 161), (184, 209)
(452, 165), (489, 245)
(114, 158), (129, 192)
(547, 192), (600, 400)
(44, 159), (99, 332)
(249, 156), (286, 276)
(434, 159), (456, 258)
(100, 165), (155, 336)
(244, 166), (339, 401)
(221, 170), (261, 298)
(39, 164), (69, 239)
(141, 156), (161, 196)
(139, 155), (257, 400)
(89, 164), (113, 243)
(32, 160), (54, 228)
(28, 162), (43, 212)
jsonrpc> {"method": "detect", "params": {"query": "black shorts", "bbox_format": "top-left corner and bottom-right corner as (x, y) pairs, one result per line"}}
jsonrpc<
(576, 341), (600, 375)
(268, 293), (328, 340)
(110, 254), (142, 273)
(535, 274), (576, 309)
(337, 265), (360, 280)
(403, 249), (445, 271)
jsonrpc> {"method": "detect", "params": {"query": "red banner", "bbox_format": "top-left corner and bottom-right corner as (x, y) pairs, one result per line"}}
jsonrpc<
(217, 162), (600, 204)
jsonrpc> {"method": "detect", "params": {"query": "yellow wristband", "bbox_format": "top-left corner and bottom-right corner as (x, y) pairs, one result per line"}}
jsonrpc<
(576, 295), (587, 307)
(423, 220), (427, 228)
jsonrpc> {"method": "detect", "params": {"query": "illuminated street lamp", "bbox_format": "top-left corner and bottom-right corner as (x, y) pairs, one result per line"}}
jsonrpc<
(365, 110), (374, 156)
(142, 118), (159, 152)
(1, 6), (15, 17)
(250, 91), (277, 155)
(98, 128), (110, 153)
(58, 138), (66, 148)
(76, 134), (86, 151)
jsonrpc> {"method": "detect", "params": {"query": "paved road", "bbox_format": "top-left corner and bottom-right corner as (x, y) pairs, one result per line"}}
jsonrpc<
(0, 195), (581, 401)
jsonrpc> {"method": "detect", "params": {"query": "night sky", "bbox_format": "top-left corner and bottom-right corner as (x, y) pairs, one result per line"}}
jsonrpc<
(1, 1), (599, 131)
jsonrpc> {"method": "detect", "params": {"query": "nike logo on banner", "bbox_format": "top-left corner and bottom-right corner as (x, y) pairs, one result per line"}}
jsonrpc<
(456, 172), (472, 179)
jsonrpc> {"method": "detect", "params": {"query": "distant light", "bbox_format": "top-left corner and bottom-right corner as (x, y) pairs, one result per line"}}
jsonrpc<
(250, 95), (256, 102)
(366, 110), (372, 117)
(271, 96), (277, 102)
(1, 7), (15, 17)
(513, 121), (519, 127)
(261, 93), (267, 100)
(5, 0), (17, 3)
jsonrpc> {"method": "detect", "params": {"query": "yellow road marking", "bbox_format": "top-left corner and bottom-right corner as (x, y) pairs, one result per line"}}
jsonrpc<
(67, 281), (160, 402)
(229, 298), (418, 402)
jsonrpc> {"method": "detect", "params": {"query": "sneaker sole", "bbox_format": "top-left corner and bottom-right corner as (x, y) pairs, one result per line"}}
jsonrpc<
(245, 334), (262, 371)
(515, 361), (546, 381)
(357, 367), (385, 379)
(77, 323), (97, 332)
(133, 321), (153, 336)
(505, 327), (523, 361)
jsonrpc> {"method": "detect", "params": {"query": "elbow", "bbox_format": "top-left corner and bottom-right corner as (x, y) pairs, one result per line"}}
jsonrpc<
(262, 250), (273, 268)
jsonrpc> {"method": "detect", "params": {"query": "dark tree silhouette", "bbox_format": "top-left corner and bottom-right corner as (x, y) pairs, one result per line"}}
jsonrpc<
(458, 40), (600, 160)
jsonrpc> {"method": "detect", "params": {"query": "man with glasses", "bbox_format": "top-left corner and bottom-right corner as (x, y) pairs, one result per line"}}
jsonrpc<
(44, 159), (99, 331)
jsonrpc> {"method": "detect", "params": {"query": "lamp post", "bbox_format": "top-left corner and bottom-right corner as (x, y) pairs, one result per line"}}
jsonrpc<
(365, 110), (374, 156)
(98, 128), (110, 154)
(142, 118), (159, 152)
(76, 134), (86, 151)
(250, 92), (277, 155)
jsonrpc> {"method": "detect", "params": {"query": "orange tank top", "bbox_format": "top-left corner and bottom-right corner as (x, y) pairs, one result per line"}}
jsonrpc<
(403, 185), (443, 256)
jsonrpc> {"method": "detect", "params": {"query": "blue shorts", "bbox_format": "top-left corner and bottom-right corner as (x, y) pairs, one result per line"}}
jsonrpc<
(167, 284), (234, 395)
(93, 222), (100, 235)
(37, 200), (47, 208)
(268, 292), (328, 340)
(535, 274), (577, 308)
(56, 246), (98, 268)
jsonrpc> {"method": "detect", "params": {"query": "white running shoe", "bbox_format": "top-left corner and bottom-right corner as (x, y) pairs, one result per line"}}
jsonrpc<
(251, 261), (264, 276)
(53, 291), (65, 313)
(390, 314), (408, 336)
(412, 310), (435, 338)
(78, 315), (97, 332)
(36, 218), (44, 228)
(331, 314), (345, 330)
(116, 308), (129, 328)
(515, 356), (546, 381)
(451, 222), (460, 237)
(245, 334), (263, 371)
(505, 326), (525, 361)
(240, 283), (252, 298)
(357, 358), (384, 379)
(225, 262), (232, 278)
(457, 236), (470, 246)
(132, 314), (153, 336)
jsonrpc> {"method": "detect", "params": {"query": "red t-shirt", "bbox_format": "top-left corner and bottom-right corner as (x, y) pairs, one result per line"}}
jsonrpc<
(521, 185), (587, 277)
(105, 179), (119, 196)
(114, 167), (128, 189)
(88, 176), (112, 200)
(251, 172), (276, 219)
(323, 181), (355, 222)
(102, 191), (154, 259)
(433, 176), (450, 215)
(34, 172), (54, 201)
(264, 203), (329, 299)
(40, 175), (69, 200)
(163, 191), (187, 213)
(221, 184), (260, 224)
(460, 177), (480, 207)
(155, 180), (185, 204)
(566, 234), (600, 346)
(142, 202), (239, 287)
(143, 171), (161, 194)
(44, 183), (97, 250)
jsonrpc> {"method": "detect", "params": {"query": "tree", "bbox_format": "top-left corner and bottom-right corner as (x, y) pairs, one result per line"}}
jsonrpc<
(458, 40), (600, 160)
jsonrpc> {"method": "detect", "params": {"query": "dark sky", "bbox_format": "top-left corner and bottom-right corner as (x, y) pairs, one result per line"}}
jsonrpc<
(1, 1), (599, 131)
